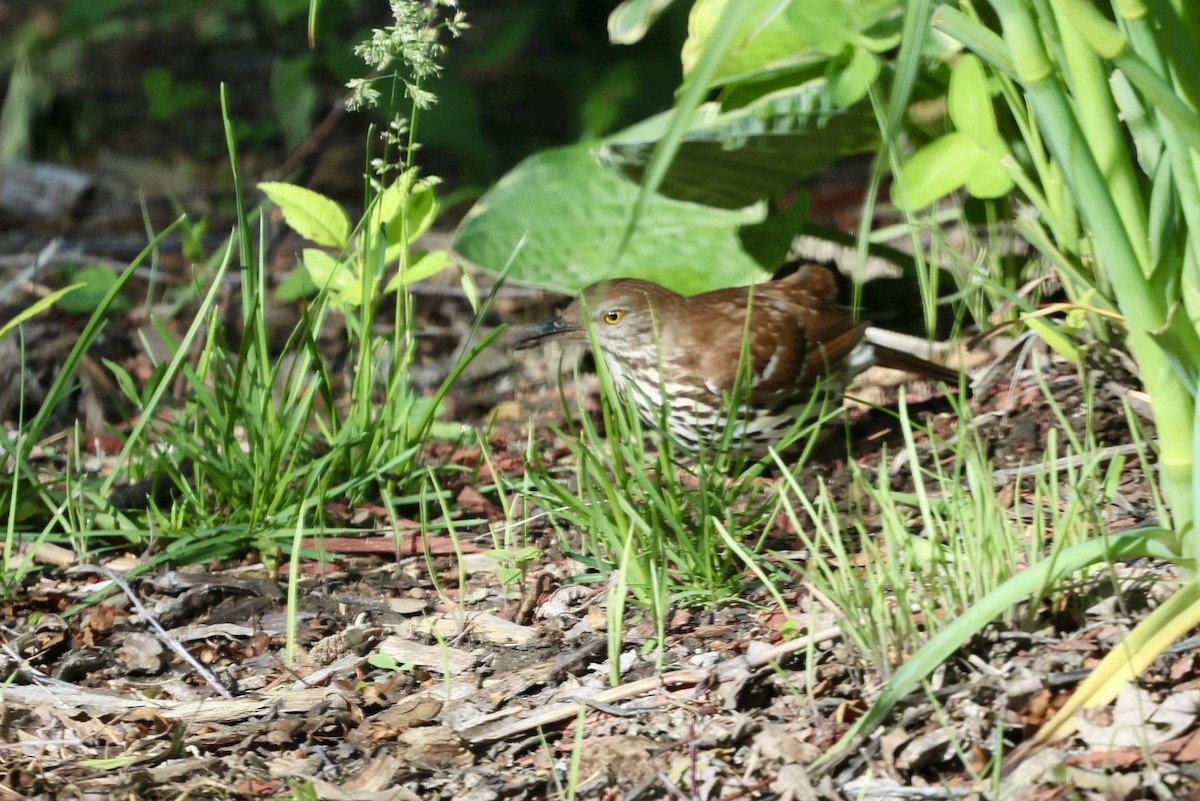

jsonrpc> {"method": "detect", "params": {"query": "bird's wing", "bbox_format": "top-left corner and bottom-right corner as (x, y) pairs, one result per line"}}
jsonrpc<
(687, 288), (867, 403)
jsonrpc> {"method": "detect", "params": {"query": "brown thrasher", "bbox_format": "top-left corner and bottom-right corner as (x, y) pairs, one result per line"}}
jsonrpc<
(514, 265), (959, 457)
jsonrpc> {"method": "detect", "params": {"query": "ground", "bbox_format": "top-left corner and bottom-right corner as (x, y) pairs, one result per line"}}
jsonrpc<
(2, 12), (1198, 798)
(3, 238), (1195, 799)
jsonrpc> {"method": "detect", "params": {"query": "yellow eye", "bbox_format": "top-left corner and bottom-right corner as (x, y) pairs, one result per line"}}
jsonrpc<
(603, 309), (625, 325)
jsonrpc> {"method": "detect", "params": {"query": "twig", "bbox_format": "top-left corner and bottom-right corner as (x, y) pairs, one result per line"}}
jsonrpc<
(99, 567), (234, 699)
(990, 442), (1148, 484)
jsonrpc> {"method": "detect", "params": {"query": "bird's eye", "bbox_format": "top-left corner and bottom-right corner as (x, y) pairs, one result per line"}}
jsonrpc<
(603, 309), (625, 325)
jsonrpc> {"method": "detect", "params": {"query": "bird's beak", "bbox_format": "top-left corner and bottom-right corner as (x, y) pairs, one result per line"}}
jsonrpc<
(511, 316), (581, 350)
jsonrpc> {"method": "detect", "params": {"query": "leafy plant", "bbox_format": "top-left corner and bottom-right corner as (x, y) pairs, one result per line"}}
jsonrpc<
(261, 173), (449, 309)
(484, 0), (1199, 776)
(816, 0), (1200, 770)
(1, 225), (183, 595)
(454, 0), (908, 295)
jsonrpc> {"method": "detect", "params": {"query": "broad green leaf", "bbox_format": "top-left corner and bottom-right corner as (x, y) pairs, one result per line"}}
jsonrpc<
(375, 171), (416, 231)
(683, 0), (899, 85)
(385, 250), (452, 292)
(375, 176), (440, 259)
(948, 55), (998, 144)
(59, 266), (127, 315)
(259, 182), (351, 248)
(827, 46), (880, 108)
(893, 132), (980, 209)
(941, 54), (1013, 198)
(404, 181), (439, 242)
(454, 143), (767, 294)
(683, 0), (806, 84)
(302, 248), (360, 306)
(599, 82), (879, 209)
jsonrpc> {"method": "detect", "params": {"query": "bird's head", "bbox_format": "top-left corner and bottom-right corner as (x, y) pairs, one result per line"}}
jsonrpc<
(513, 279), (678, 360)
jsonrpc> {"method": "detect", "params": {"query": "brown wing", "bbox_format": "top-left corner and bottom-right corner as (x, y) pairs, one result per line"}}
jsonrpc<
(685, 266), (867, 401)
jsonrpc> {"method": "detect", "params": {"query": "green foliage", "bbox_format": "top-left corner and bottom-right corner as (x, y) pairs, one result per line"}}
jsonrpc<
(810, 0), (1200, 770)
(142, 67), (209, 121)
(1, 225), (182, 594)
(596, 81), (880, 210)
(56, 265), (129, 315)
(261, 173), (448, 308)
(455, 144), (769, 294)
(894, 54), (1013, 208)
(681, 0), (899, 94)
(455, 0), (919, 293)
(2, 7), (489, 588)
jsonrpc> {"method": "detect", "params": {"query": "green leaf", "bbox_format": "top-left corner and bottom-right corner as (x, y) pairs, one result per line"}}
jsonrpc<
(598, 81), (879, 209)
(608, 0), (679, 45)
(103, 357), (142, 406)
(454, 144), (768, 294)
(946, 55), (1012, 198)
(379, 180), (440, 262)
(1024, 316), (1083, 362)
(893, 132), (980, 209)
(682, 0), (897, 86)
(948, 55), (998, 144)
(963, 150), (1014, 199)
(260, 182), (351, 249)
(302, 248), (360, 306)
(275, 266), (318, 302)
(827, 46), (881, 108)
(895, 51), (1013, 208)
(683, 0), (807, 84)
(0, 284), (79, 341)
(59, 266), (127, 315)
(385, 250), (452, 292)
(367, 654), (403, 671)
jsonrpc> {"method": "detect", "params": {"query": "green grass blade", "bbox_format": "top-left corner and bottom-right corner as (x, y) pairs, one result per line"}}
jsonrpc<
(812, 526), (1181, 771)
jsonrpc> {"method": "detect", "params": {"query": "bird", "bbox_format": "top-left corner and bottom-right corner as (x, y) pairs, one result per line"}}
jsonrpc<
(513, 264), (960, 458)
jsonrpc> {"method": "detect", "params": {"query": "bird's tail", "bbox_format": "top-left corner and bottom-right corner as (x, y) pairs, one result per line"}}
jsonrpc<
(871, 345), (961, 385)
(863, 327), (962, 385)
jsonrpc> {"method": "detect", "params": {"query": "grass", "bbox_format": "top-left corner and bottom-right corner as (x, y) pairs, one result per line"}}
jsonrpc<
(778, 370), (1135, 676)
(0, 94), (495, 624)
(513, 328), (1152, 686)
